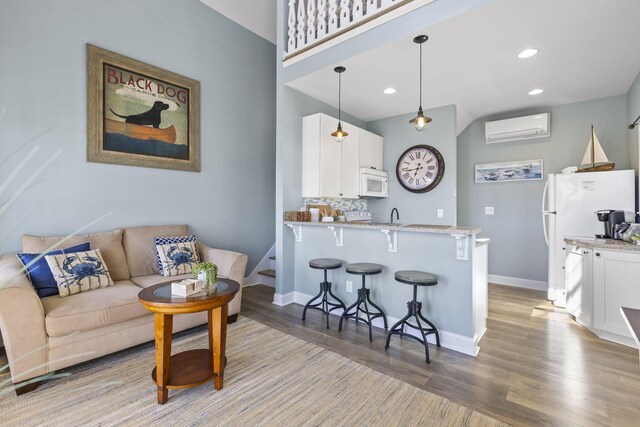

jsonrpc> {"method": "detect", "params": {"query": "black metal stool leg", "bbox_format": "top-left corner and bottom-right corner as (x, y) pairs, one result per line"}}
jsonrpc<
(365, 290), (388, 330)
(413, 312), (430, 363)
(385, 311), (412, 350)
(384, 284), (439, 363)
(302, 287), (323, 321)
(302, 268), (346, 329)
(417, 311), (441, 347)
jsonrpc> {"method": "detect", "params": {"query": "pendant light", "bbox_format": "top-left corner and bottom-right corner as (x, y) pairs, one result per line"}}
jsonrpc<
(331, 66), (348, 143)
(409, 35), (432, 131)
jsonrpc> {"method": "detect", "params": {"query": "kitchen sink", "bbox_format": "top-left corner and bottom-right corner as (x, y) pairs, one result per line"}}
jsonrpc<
(367, 222), (403, 227)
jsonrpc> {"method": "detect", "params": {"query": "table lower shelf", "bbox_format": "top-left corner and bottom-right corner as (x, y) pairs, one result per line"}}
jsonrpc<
(151, 349), (227, 390)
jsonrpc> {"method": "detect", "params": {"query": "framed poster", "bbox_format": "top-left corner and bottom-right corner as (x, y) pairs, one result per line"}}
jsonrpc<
(87, 44), (200, 172)
(474, 159), (543, 183)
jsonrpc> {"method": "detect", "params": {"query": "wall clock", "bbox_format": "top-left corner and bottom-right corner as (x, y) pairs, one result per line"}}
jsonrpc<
(396, 144), (445, 193)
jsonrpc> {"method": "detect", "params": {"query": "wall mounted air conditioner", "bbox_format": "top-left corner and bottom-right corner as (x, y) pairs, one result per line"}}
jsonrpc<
(485, 113), (550, 144)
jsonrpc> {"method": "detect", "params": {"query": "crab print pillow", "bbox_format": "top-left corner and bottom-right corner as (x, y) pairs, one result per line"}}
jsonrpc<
(45, 249), (114, 297)
(155, 241), (200, 277)
(154, 235), (200, 275)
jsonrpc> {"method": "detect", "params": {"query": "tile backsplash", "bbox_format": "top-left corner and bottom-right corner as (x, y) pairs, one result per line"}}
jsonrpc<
(304, 198), (368, 212)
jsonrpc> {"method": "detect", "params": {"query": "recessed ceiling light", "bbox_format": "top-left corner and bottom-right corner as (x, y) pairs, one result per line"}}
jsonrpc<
(528, 88), (544, 96)
(518, 48), (538, 59)
(384, 87), (396, 95)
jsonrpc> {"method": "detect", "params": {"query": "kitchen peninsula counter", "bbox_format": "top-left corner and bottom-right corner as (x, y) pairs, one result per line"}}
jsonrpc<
(283, 220), (488, 357)
(284, 221), (481, 235)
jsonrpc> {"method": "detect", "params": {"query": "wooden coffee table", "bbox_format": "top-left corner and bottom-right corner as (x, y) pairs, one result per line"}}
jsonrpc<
(138, 278), (240, 404)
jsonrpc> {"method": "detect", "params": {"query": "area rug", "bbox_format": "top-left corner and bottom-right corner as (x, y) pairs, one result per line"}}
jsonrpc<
(0, 317), (505, 426)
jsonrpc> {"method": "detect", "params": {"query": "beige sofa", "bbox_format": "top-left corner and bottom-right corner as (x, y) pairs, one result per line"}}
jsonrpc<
(0, 224), (247, 394)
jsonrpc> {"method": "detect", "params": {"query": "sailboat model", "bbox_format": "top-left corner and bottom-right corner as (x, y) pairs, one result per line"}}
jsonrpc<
(576, 125), (615, 173)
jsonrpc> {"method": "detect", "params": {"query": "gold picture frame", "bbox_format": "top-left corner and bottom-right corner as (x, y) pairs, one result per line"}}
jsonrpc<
(87, 44), (200, 172)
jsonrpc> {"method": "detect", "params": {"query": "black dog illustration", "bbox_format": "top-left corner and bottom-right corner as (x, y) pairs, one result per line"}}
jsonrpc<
(109, 101), (169, 128)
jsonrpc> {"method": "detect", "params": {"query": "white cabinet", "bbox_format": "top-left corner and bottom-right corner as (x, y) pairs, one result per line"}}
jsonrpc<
(302, 113), (363, 199)
(565, 245), (593, 327)
(593, 250), (640, 338)
(359, 130), (384, 170)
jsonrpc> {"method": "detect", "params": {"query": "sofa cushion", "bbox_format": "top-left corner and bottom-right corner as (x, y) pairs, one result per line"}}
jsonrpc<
(16, 242), (91, 298)
(45, 249), (114, 297)
(130, 273), (193, 289)
(123, 225), (188, 277)
(22, 229), (130, 281)
(41, 281), (149, 337)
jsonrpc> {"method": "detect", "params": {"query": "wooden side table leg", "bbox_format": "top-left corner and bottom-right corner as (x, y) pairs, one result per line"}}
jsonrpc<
(155, 313), (173, 404)
(209, 304), (228, 390)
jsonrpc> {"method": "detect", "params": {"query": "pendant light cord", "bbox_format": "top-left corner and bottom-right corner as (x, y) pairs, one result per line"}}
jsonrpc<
(338, 71), (342, 125)
(419, 41), (423, 110)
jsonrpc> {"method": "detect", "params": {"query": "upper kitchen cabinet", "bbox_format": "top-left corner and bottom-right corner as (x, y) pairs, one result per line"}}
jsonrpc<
(359, 130), (384, 170)
(302, 113), (361, 198)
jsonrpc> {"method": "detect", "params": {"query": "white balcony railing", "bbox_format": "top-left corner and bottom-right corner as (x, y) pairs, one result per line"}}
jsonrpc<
(286, 0), (414, 61)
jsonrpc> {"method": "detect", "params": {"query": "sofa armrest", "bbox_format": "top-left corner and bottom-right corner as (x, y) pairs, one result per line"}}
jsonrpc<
(198, 244), (248, 286)
(0, 253), (48, 385)
(198, 244), (248, 316)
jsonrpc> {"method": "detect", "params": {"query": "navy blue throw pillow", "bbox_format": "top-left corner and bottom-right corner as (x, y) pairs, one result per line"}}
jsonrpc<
(17, 242), (91, 298)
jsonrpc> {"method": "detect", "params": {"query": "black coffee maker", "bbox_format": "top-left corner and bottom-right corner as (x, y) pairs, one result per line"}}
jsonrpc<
(596, 210), (626, 239)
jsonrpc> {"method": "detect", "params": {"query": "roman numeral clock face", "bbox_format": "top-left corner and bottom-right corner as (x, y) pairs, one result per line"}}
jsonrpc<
(396, 145), (445, 193)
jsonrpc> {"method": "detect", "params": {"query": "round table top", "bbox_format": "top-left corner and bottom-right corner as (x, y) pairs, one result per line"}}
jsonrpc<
(138, 278), (240, 314)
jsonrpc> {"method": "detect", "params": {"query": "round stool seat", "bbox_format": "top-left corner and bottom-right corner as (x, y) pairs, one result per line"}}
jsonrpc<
(345, 263), (383, 275)
(309, 258), (343, 270)
(394, 270), (438, 286)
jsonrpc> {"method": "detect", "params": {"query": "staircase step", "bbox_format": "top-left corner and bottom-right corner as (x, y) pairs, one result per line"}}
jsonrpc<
(269, 256), (276, 260)
(258, 269), (276, 278)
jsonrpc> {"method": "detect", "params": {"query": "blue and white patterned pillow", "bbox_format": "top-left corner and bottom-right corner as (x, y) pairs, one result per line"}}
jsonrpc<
(155, 241), (200, 277)
(45, 249), (114, 298)
(154, 235), (200, 275)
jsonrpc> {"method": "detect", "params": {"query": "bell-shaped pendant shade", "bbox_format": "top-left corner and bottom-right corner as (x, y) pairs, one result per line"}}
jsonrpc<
(409, 107), (432, 131)
(410, 35), (431, 131)
(331, 123), (348, 143)
(332, 66), (348, 142)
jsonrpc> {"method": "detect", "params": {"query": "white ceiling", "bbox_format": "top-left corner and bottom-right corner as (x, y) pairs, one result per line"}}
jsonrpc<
(200, 0), (276, 43)
(287, 0), (640, 133)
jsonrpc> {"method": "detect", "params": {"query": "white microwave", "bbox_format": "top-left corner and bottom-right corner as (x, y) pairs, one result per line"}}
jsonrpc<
(360, 168), (388, 198)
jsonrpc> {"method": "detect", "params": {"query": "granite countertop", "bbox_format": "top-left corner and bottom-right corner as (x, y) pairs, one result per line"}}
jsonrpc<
(284, 221), (481, 236)
(563, 237), (640, 253)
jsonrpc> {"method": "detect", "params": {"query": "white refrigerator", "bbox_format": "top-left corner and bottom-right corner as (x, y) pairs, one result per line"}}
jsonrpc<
(542, 170), (635, 305)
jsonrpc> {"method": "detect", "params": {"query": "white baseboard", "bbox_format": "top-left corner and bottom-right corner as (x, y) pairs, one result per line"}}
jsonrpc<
(275, 291), (480, 357)
(272, 291), (295, 306)
(488, 274), (547, 291)
(244, 243), (275, 288)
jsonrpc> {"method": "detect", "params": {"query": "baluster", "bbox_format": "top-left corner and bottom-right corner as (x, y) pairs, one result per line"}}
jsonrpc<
(366, 0), (379, 15)
(339, 0), (351, 28)
(328, 0), (339, 33)
(307, 0), (317, 44)
(317, 0), (328, 38)
(352, 0), (365, 22)
(287, 0), (297, 52)
(297, 0), (307, 48)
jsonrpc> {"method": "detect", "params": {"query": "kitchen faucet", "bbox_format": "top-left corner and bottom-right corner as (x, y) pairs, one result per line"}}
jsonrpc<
(390, 208), (399, 224)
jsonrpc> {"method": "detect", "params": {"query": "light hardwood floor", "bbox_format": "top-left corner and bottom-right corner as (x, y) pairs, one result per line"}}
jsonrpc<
(241, 284), (640, 427)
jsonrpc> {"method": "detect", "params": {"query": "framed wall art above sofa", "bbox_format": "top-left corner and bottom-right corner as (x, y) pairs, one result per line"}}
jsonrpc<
(86, 44), (200, 172)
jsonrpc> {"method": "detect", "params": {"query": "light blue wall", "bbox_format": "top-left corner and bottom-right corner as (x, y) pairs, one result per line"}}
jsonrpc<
(367, 105), (457, 225)
(457, 95), (629, 282)
(277, 86), (367, 295)
(0, 0), (276, 272)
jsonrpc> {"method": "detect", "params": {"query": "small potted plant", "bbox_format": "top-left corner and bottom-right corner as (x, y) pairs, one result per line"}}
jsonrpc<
(192, 262), (218, 289)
